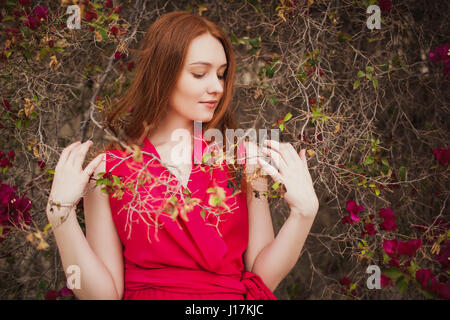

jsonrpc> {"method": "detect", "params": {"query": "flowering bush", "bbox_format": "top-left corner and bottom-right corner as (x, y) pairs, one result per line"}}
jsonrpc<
(0, 0), (448, 300)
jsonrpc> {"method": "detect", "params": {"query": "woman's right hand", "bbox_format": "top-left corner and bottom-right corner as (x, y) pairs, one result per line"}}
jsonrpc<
(48, 140), (105, 216)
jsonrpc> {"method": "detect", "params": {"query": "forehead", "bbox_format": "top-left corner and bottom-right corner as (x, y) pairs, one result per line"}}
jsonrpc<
(185, 33), (227, 68)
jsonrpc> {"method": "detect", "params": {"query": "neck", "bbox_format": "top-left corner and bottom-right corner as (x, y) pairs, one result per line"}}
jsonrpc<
(148, 112), (194, 148)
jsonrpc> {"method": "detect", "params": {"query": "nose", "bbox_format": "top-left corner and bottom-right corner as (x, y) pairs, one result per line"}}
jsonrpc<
(207, 74), (224, 95)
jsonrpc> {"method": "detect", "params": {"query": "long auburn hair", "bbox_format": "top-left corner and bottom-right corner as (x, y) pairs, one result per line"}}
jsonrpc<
(99, 11), (248, 195)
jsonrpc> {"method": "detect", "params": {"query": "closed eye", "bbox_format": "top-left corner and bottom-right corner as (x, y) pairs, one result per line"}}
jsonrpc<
(193, 73), (225, 80)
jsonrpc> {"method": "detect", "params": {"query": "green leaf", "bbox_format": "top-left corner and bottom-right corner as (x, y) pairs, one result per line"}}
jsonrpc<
(272, 182), (281, 190)
(365, 73), (373, 80)
(381, 157), (389, 167)
(202, 153), (211, 163)
(375, 188), (380, 196)
(399, 166), (406, 181)
(99, 28), (107, 41)
(353, 80), (360, 90)
(16, 119), (22, 129)
(396, 276), (409, 293)
(279, 123), (284, 132)
(357, 71), (365, 78)
(269, 96), (277, 106)
(283, 112), (292, 122)
(381, 61), (390, 71)
(372, 78), (378, 89)
(113, 175), (121, 185)
(206, 187), (215, 193)
(364, 155), (374, 165)
(349, 283), (356, 291)
(47, 169), (55, 175)
(200, 209), (206, 220)
(383, 267), (404, 280)
(365, 66), (374, 73)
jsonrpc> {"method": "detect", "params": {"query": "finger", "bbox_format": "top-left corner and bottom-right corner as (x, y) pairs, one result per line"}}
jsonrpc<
(257, 157), (283, 183)
(83, 153), (105, 180)
(260, 146), (288, 173)
(264, 140), (299, 164)
(71, 140), (93, 168)
(58, 141), (81, 166)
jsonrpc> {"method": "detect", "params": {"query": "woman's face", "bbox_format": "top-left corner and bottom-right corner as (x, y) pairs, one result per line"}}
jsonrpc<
(168, 33), (227, 123)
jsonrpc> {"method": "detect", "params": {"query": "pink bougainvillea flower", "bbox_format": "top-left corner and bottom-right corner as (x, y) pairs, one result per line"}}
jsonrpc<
(429, 44), (450, 76)
(339, 276), (351, 288)
(382, 239), (398, 258)
(345, 200), (364, 223)
(59, 286), (74, 297)
(114, 6), (122, 14)
(435, 241), (450, 271)
(84, 11), (98, 22)
(2, 99), (12, 111)
(18, 0), (31, 6)
(33, 6), (49, 21)
(0, 157), (12, 168)
(7, 151), (15, 161)
(380, 274), (393, 287)
(379, 206), (398, 231)
(415, 268), (433, 289)
(378, 0), (392, 13)
(127, 61), (135, 71)
(23, 16), (40, 30)
(397, 239), (422, 257)
(114, 51), (126, 60)
(109, 26), (119, 36)
(44, 290), (59, 300)
(432, 147), (450, 166)
(37, 160), (46, 170)
(104, 0), (113, 8)
(432, 279), (450, 300)
(362, 222), (376, 236)
(341, 216), (353, 225)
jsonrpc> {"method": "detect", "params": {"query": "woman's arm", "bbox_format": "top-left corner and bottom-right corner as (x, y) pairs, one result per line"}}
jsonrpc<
(243, 140), (319, 292)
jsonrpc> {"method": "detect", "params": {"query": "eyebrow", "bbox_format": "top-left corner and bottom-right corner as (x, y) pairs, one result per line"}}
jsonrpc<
(189, 62), (227, 68)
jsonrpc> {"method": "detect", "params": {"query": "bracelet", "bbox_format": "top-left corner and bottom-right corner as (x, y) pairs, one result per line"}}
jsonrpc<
(48, 199), (78, 214)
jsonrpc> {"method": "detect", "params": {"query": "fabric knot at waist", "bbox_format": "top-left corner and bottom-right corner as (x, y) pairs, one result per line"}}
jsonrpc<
(124, 263), (277, 300)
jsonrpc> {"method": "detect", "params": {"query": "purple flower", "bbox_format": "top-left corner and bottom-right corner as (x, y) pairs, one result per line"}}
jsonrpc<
(429, 44), (450, 76)
(345, 200), (364, 223)
(378, 0), (392, 13)
(33, 6), (49, 21)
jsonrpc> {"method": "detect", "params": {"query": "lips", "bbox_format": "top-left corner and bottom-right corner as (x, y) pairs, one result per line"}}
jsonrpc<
(200, 101), (217, 108)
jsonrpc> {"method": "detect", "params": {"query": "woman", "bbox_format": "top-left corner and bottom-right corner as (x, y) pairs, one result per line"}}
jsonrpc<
(46, 11), (319, 300)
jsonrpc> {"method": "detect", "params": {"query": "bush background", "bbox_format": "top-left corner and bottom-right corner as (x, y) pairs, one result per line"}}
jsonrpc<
(0, 0), (448, 299)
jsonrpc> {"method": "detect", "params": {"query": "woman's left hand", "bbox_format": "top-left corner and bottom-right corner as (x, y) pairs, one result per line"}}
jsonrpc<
(258, 140), (319, 218)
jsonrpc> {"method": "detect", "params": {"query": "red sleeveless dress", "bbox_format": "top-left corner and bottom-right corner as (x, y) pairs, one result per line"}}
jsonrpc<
(105, 135), (277, 300)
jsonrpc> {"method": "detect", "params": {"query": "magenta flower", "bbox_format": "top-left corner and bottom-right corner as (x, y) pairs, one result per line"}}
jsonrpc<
(44, 290), (59, 300)
(104, 0), (113, 8)
(362, 222), (376, 236)
(379, 206), (398, 231)
(346, 200), (364, 223)
(380, 274), (393, 287)
(416, 268), (433, 289)
(434, 241), (450, 270)
(397, 239), (422, 257)
(18, 0), (31, 6)
(84, 11), (98, 22)
(382, 239), (398, 258)
(432, 147), (450, 166)
(339, 276), (350, 288)
(378, 0), (392, 13)
(33, 6), (49, 21)
(2, 99), (12, 111)
(59, 286), (74, 297)
(429, 44), (450, 76)
(23, 16), (40, 30)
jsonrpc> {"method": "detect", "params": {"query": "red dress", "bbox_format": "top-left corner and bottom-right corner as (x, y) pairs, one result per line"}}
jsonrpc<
(105, 135), (277, 300)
